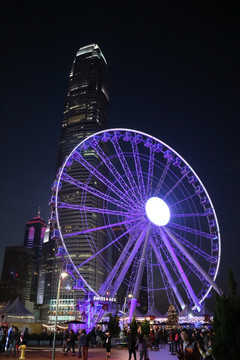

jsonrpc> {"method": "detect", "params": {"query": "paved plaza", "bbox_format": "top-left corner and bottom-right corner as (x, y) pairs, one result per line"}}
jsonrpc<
(8, 346), (178, 360)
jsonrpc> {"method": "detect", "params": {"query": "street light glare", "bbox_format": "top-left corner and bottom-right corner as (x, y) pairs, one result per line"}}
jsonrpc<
(61, 272), (68, 278)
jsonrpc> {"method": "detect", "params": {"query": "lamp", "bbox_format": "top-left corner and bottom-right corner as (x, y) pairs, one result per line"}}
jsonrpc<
(52, 271), (68, 359)
(123, 294), (132, 327)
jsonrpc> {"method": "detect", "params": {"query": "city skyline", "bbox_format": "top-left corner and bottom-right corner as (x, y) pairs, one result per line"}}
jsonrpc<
(0, 1), (239, 304)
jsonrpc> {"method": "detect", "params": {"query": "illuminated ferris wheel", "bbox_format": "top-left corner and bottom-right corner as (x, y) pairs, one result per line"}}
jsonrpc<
(51, 128), (221, 319)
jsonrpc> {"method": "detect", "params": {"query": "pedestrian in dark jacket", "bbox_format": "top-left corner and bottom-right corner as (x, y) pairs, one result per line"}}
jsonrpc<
(65, 329), (76, 356)
(104, 332), (111, 358)
(127, 330), (137, 360)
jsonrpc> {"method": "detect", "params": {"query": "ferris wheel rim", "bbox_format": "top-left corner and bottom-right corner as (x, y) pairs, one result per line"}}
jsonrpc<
(53, 128), (221, 308)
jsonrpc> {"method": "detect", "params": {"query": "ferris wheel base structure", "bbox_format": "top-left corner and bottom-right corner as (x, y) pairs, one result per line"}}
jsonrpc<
(50, 128), (221, 324)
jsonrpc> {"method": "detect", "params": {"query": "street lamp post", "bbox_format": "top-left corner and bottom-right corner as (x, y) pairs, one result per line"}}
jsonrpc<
(52, 272), (68, 359)
(123, 294), (132, 328)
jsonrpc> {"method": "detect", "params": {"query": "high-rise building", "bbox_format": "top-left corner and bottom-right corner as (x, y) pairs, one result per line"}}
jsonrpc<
(39, 44), (109, 312)
(24, 209), (46, 303)
(0, 246), (34, 302)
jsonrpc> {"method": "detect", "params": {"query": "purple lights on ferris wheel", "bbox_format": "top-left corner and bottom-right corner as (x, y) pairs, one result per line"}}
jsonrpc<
(50, 128), (221, 320)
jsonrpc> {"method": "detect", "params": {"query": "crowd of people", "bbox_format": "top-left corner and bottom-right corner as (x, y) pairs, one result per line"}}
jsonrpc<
(163, 327), (215, 359)
(0, 322), (214, 359)
(0, 325), (28, 357)
(60, 324), (214, 360)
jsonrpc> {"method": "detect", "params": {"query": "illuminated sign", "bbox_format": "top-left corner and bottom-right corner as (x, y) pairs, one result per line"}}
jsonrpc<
(93, 296), (116, 302)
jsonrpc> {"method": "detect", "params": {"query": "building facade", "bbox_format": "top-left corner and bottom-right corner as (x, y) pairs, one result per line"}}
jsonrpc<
(24, 210), (47, 304)
(0, 246), (34, 302)
(40, 44), (109, 315)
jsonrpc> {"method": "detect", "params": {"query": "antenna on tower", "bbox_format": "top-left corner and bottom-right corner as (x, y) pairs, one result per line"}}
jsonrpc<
(38, 206), (41, 217)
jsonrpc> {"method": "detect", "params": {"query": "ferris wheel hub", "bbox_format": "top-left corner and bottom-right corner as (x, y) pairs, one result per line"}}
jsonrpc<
(145, 197), (170, 226)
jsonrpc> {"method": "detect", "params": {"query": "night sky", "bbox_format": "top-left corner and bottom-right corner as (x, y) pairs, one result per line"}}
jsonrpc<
(0, 1), (239, 303)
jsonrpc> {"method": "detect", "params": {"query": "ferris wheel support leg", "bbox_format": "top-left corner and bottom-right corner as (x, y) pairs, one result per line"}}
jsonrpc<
(163, 227), (222, 296)
(129, 224), (152, 323)
(96, 309), (106, 324)
(109, 225), (147, 297)
(159, 228), (201, 312)
(150, 238), (185, 310)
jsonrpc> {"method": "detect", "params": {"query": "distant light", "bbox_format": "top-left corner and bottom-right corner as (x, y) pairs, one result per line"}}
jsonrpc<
(145, 197), (170, 226)
(61, 272), (68, 279)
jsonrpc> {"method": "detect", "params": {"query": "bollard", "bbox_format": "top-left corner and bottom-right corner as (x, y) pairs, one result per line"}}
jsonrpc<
(19, 344), (27, 360)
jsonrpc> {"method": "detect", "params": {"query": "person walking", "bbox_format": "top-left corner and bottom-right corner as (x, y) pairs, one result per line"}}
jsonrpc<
(197, 335), (215, 360)
(79, 329), (88, 360)
(177, 328), (200, 360)
(127, 330), (137, 360)
(136, 333), (147, 360)
(0, 326), (6, 352)
(65, 329), (76, 356)
(20, 328), (28, 346)
(104, 332), (111, 358)
(77, 329), (82, 358)
(62, 329), (69, 354)
(5, 326), (18, 357)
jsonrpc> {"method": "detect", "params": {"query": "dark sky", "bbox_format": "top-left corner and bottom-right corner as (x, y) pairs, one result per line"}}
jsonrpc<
(0, 1), (239, 301)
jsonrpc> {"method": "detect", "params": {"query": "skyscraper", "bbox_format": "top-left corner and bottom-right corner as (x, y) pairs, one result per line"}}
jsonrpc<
(56, 44), (109, 169)
(0, 246), (34, 302)
(40, 44), (109, 311)
(24, 209), (46, 303)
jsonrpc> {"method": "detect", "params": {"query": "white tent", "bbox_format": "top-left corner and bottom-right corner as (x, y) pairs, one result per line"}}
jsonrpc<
(178, 304), (197, 318)
(2, 297), (34, 323)
(0, 300), (12, 314)
(145, 306), (164, 318)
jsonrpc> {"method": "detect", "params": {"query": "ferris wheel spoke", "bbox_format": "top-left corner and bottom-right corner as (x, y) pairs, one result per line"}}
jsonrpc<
(129, 224), (152, 321)
(110, 135), (141, 201)
(158, 227), (201, 311)
(109, 225), (149, 298)
(168, 228), (215, 262)
(126, 245), (143, 298)
(62, 217), (143, 239)
(89, 138), (141, 204)
(146, 248), (154, 311)
(130, 138), (147, 201)
(147, 145), (155, 197)
(163, 227), (222, 295)
(154, 159), (172, 197)
(163, 174), (187, 200)
(98, 223), (146, 295)
(57, 201), (135, 217)
(77, 222), (140, 270)
(169, 241), (209, 288)
(169, 193), (198, 207)
(60, 172), (130, 211)
(157, 259), (179, 313)
(72, 151), (136, 207)
(150, 236), (185, 310)
(172, 212), (210, 218)
(167, 221), (213, 239)
(159, 240), (194, 307)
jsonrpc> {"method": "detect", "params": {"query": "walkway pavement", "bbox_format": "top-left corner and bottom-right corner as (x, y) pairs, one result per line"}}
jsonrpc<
(6, 346), (178, 360)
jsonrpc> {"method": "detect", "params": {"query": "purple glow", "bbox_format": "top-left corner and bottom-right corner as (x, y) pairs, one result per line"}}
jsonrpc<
(53, 128), (221, 316)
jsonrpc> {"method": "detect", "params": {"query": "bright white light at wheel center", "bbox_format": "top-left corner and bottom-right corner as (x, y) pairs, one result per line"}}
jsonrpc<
(145, 197), (170, 226)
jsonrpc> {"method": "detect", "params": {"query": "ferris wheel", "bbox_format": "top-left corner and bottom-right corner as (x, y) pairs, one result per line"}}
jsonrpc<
(51, 128), (221, 319)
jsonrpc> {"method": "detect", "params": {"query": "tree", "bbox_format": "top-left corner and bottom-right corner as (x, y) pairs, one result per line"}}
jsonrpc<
(108, 311), (120, 337)
(213, 270), (240, 360)
(140, 319), (150, 336)
(130, 315), (139, 336)
(167, 303), (178, 328)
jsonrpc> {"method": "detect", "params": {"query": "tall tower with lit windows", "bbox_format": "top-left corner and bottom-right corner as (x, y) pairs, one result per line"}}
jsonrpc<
(24, 209), (47, 303)
(45, 44), (109, 310)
